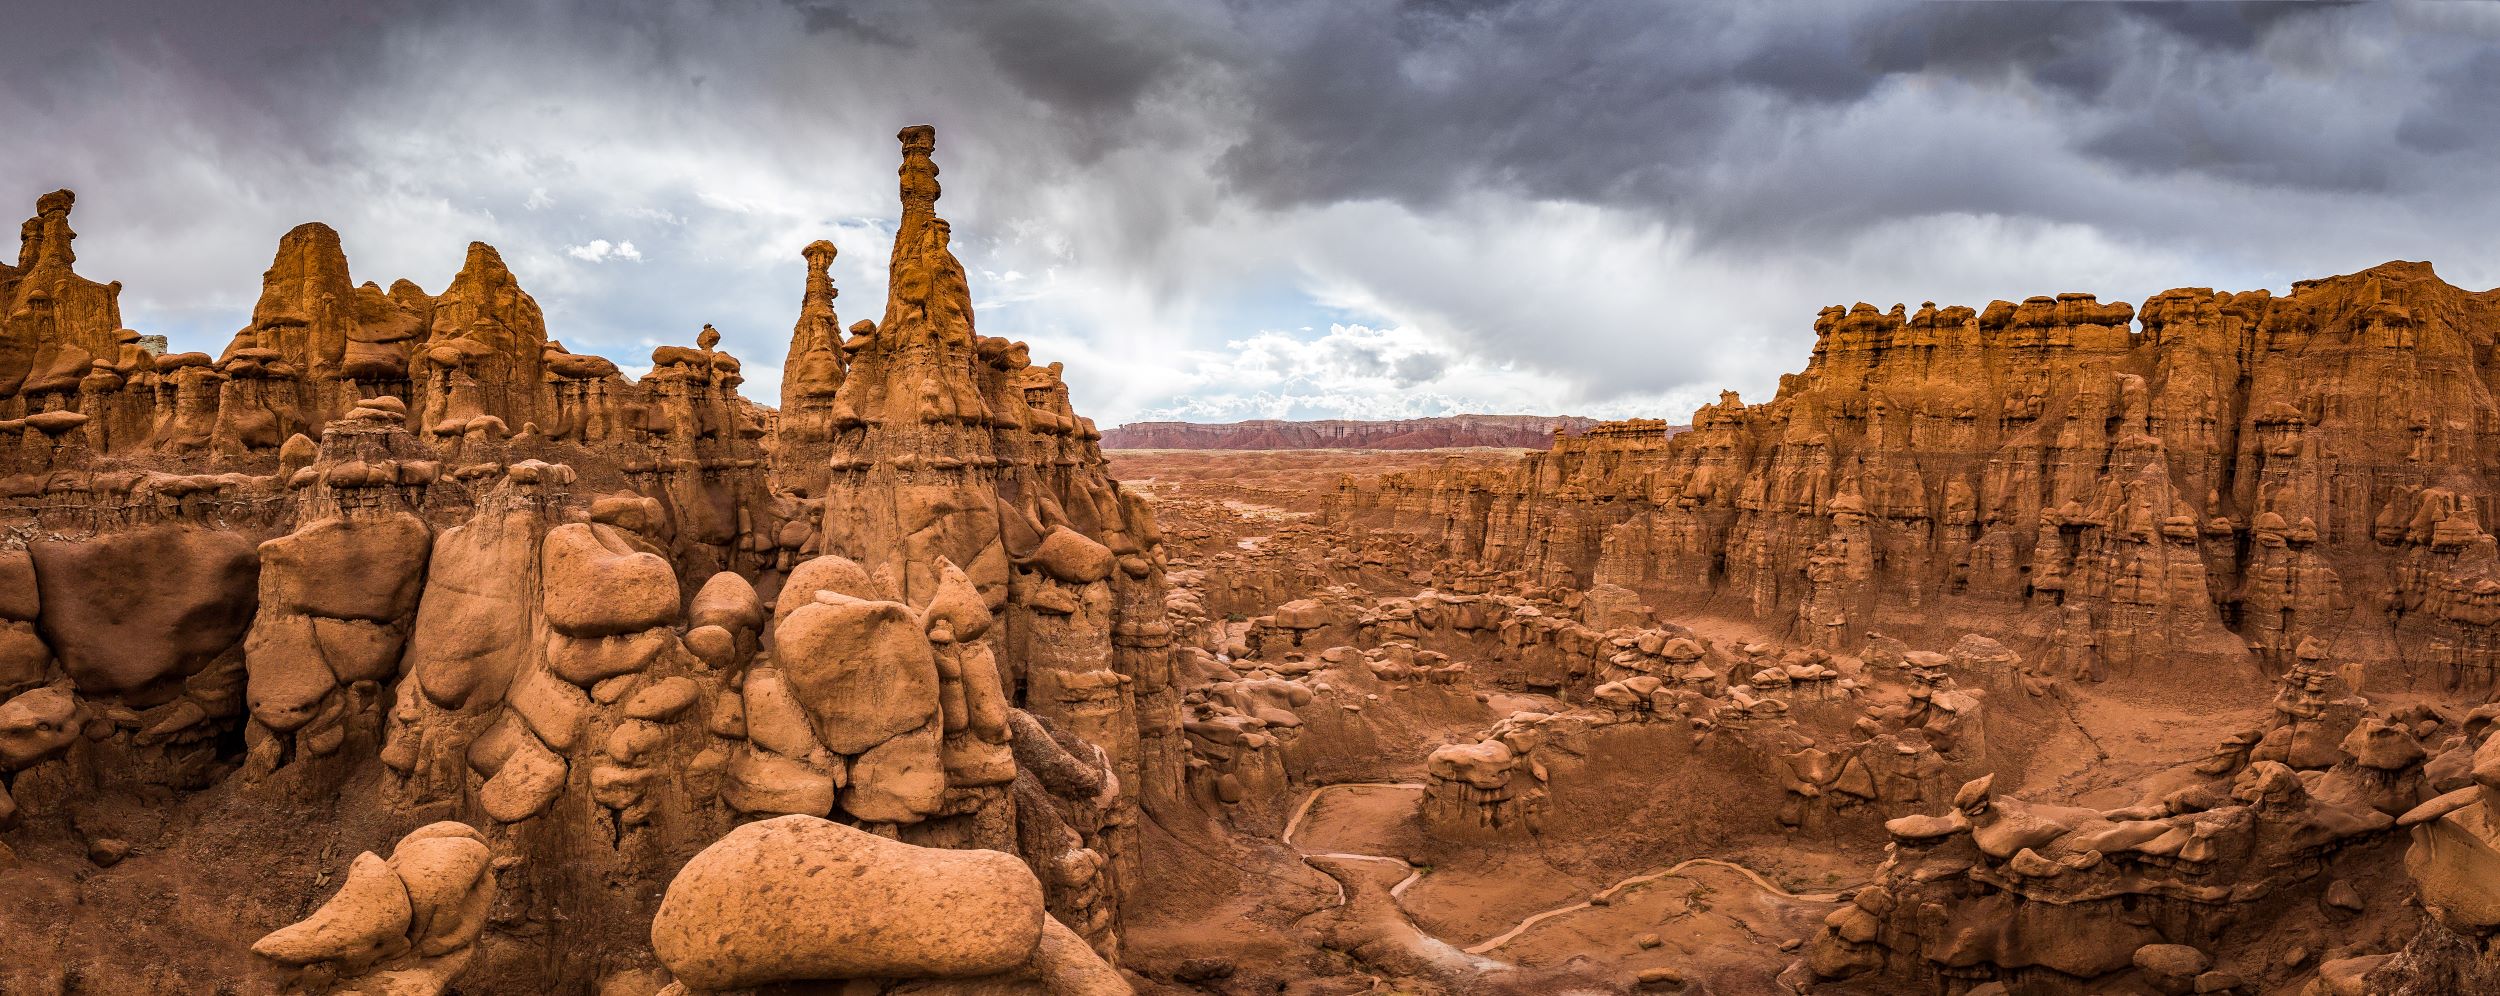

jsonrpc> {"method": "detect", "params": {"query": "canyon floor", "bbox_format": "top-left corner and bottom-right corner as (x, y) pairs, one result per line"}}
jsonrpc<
(1097, 448), (2431, 995)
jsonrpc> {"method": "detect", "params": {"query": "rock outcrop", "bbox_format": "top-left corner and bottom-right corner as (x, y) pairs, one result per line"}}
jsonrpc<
(1804, 644), (2451, 991)
(1334, 266), (2500, 691)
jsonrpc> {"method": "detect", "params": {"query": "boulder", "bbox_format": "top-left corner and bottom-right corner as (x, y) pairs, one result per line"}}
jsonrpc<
(774, 594), (938, 754)
(409, 509), (543, 709)
(689, 571), (765, 634)
(256, 513), (431, 621)
(775, 554), (881, 623)
(541, 523), (678, 638)
(252, 852), (412, 971)
(650, 815), (1044, 988)
(32, 526), (259, 697)
(1027, 527), (1113, 586)
(843, 722), (948, 823)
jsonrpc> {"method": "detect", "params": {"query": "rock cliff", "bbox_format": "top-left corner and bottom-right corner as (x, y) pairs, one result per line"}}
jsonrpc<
(1334, 267), (2500, 692)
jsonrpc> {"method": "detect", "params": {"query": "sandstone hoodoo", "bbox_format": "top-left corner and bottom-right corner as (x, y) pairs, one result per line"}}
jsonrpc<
(8, 119), (2500, 996)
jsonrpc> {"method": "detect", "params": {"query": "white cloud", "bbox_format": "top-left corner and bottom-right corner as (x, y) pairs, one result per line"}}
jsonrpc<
(564, 239), (643, 263)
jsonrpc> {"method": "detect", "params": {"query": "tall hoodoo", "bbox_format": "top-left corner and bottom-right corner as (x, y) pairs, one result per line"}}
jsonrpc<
(246, 222), (358, 381)
(816, 124), (1002, 600)
(795, 124), (1185, 951)
(775, 238), (847, 498)
(414, 241), (550, 435)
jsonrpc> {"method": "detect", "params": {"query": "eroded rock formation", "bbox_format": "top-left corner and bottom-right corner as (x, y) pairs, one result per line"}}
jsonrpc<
(0, 126), (1165, 996)
(1335, 266), (2500, 690)
(14, 125), (2500, 996)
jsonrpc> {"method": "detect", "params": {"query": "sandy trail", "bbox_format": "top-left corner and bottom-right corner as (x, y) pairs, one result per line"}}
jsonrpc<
(1281, 782), (1858, 958)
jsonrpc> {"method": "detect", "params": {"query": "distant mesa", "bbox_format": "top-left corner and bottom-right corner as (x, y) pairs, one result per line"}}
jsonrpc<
(1104, 414), (1622, 450)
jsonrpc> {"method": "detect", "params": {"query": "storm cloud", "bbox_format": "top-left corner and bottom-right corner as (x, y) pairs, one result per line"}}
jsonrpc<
(5, 0), (2496, 424)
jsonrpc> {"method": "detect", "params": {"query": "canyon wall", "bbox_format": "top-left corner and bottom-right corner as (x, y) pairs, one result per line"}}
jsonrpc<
(1333, 266), (2500, 692)
(1104, 414), (1604, 450)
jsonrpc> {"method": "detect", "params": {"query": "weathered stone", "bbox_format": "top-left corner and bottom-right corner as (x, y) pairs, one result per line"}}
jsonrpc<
(689, 571), (764, 634)
(541, 523), (678, 638)
(721, 747), (837, 818)
(31, 526), (258, 697)
(843, 721), (947, 823)
(649, 815), (1044, 988)
(774, 594), (939, 754)
(478, 733), (567, 822)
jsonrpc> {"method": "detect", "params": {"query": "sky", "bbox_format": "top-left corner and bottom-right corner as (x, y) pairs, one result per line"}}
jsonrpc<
(6, 0), (2499, 426)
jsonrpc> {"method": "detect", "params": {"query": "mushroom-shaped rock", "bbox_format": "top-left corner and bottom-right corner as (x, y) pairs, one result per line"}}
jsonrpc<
(2405, 788), (2500, 931)
(650, 815), (1045, 989)
(1426, 739), (1516, 790)
(23, 409), (90, 437)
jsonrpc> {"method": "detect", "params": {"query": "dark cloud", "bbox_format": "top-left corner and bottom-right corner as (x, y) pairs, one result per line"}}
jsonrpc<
(5, 0), (2497, 426)
(2398, 49), (2500, 155)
